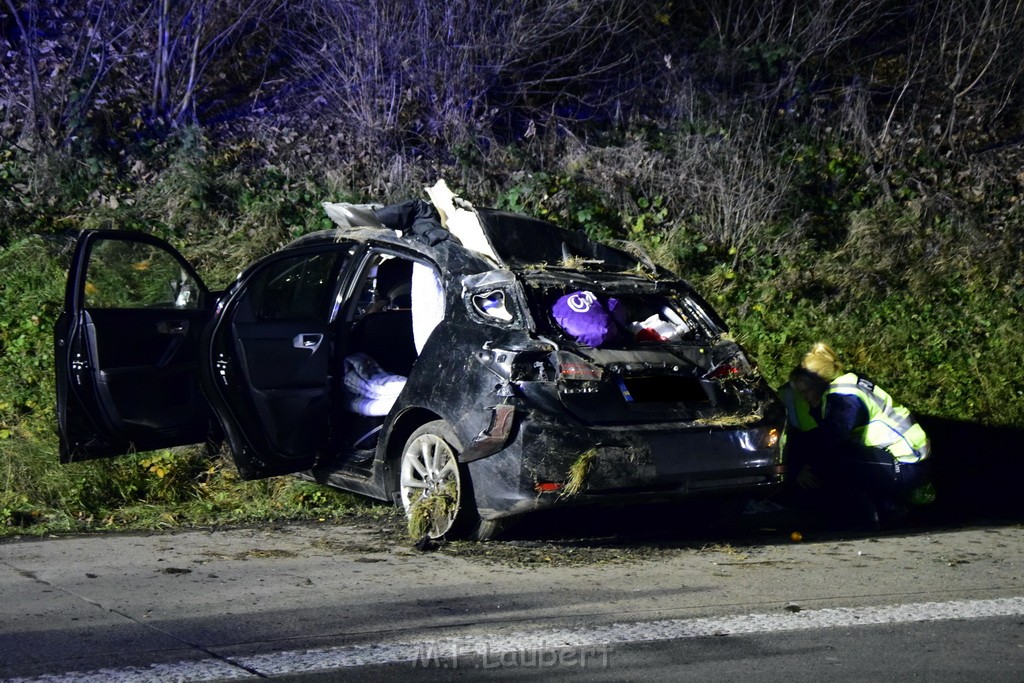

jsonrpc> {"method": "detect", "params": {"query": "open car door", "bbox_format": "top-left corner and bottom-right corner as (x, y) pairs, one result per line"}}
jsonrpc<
(55, 230), (214, 461)
(202, 245), (353, 479)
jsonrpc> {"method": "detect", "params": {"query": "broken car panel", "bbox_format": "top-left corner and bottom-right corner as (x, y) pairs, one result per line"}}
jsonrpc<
(55, 181), (785, 540)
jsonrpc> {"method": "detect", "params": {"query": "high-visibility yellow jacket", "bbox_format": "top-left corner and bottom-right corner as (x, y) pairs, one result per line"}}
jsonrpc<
(824, 372), (930, 463)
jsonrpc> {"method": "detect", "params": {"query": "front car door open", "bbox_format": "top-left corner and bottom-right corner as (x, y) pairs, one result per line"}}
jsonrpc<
(55, 230), (213, 461)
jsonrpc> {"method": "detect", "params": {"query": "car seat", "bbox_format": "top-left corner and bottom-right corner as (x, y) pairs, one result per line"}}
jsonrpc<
(349, 309), (418, 377)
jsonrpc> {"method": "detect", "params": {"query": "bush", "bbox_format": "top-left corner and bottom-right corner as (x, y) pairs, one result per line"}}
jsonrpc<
(703, 201), (1024, 428)
(0, 236), (71, 431)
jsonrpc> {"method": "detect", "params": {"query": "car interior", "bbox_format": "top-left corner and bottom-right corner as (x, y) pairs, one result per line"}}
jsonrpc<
(534, 285), (701, 349)
(349, 256), (419, 376)
(337, 254), (425, 457)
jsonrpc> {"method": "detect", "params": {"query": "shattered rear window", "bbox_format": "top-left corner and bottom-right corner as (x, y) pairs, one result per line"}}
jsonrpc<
(476, 210), (643, 272)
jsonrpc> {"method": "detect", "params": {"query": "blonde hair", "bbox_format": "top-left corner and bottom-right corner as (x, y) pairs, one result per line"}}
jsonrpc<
(800, 342), (843, 381)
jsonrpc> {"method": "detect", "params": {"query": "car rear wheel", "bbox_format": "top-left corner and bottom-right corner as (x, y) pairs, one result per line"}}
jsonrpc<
(399, 420), (502, 541)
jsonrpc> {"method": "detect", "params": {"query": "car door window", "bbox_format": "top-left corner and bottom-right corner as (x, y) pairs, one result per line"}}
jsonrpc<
(345, 253), (431, 378)
(246, 253), (340, 323)
(57, 231), (211, 462)
(84, 238), (200, 309)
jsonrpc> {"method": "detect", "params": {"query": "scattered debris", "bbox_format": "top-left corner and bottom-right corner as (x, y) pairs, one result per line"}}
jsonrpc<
(237, 548), (298, 560)
(561, 449), (598, 497)
(414, 535), (441, 552)
(407, 480), (459, 539)
(693, 413), (762, 427)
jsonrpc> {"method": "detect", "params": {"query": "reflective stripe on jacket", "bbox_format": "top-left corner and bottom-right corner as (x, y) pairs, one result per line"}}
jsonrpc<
(824, 372), (930, 463)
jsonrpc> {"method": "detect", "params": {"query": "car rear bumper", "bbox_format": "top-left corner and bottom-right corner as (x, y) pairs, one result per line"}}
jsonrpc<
(468, 408), (784, 521)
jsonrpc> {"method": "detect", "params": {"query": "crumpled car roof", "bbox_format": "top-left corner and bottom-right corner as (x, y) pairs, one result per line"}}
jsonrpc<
(321, 179), (660, 278)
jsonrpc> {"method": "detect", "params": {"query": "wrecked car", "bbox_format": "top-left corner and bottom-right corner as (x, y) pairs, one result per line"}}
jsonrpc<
(54, 181), (785, 540)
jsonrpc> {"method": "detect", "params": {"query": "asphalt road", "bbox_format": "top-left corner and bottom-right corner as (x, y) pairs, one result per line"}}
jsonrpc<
(2, 505), (1024, 682)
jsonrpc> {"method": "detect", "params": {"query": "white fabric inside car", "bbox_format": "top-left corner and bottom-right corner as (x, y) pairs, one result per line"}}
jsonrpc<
(411, 262), (444, 353)
(342, 352), (407, 416)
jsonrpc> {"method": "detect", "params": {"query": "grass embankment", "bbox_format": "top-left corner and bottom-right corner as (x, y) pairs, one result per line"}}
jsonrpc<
(2, 182), (1020, 538)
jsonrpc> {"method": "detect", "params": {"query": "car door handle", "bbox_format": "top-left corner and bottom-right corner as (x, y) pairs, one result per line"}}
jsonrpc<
(293, 333), (323, 353)
(157, 320), (189, 335)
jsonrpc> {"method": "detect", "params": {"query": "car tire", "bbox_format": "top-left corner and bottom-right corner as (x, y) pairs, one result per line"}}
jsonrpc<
(399, 420), (501, 541)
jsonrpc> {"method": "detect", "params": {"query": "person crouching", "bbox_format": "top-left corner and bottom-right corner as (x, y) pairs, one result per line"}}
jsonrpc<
(783, 342), (935, 528)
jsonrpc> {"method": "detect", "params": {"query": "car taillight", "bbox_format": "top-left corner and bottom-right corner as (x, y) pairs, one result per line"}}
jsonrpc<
(705, 363), (741, 380)
(553, 351), (603, 381)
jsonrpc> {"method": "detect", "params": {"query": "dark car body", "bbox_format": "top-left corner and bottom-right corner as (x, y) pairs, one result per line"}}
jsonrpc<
(55, 183), (785, 539)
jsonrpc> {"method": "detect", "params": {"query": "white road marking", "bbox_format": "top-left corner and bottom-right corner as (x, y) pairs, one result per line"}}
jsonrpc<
(13, 596), (1024, 682)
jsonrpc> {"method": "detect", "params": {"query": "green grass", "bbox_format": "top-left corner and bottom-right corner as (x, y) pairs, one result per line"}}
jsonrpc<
(3, 210), (1021, 538)
(698, 224), (1024, 428)
(0, 434), (376, 537)
(0, 236), (372, 537)
(1, 134), (1021, 538)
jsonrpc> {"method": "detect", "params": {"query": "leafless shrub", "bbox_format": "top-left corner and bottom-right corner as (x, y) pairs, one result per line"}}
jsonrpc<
(832, 0), (1024, 163)
(1, 0), (142, 146)
(285, 0), (644, 158)
(672, 0), (893, 104)
(676, 119), (796, 264)
(561, 108), (796, 268)
(0, 0), (290, 148)
(927, 0), (1024, 146)
(149, 0), (289, 125)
